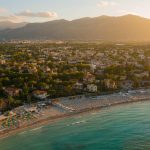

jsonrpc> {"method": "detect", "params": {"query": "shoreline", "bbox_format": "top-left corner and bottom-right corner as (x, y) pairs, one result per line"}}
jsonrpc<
(0, 98), (150, 139)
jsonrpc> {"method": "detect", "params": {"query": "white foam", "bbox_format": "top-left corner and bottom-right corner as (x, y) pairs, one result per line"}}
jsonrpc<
(67, 120), (86, 126)
(30, 126), (43, 131)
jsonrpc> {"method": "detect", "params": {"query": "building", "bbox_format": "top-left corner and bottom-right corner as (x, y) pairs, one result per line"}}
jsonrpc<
(3, 87), (21, 97)
(104, 79), (117, 89)
(83, 72), (95, 83)
(74, 82), (83, 90)
(32, 90), (48, 99)
(87, 84), (97, 93)
(25, 107), (38, 113)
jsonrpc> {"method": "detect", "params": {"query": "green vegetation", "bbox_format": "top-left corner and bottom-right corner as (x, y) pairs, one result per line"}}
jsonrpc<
(0, 42), (150, 112)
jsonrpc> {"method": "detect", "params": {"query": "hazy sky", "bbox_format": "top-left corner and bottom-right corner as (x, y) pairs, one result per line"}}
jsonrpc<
(0, 0), (150, 22)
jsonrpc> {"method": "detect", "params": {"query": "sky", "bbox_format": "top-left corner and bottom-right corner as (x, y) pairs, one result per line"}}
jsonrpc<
(0, 0), (150, 23)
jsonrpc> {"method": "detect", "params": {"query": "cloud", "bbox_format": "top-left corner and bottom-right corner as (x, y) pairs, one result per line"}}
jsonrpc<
(0, 9), (58, 22)
(16, 10), (58, 18)
(0, 8), (8, 13)
(97, 1), (117, 8)
(0, 15), (24, 22)
(0, 8), (23, 22)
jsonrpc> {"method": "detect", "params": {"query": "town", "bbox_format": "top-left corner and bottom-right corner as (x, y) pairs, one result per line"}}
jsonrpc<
(0, 42), (150, 134)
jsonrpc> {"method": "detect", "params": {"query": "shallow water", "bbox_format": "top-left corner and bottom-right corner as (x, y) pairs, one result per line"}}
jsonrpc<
(0, 101), (150, 150)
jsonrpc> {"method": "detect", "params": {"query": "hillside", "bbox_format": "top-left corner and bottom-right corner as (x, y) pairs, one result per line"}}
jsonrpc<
(0, 21), (27, 31)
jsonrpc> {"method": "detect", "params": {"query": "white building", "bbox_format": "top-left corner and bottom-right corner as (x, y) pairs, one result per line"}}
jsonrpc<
(87, 84), (97, 93)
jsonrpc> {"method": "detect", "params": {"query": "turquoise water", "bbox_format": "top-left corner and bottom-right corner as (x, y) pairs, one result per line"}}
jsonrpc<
(0, 101), (150, 150)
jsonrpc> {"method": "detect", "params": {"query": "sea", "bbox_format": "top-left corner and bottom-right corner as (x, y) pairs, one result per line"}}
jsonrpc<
(0, 101), (150, 150)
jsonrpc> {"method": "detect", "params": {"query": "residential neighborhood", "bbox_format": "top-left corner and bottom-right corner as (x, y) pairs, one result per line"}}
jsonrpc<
(0, 42), (150, 115)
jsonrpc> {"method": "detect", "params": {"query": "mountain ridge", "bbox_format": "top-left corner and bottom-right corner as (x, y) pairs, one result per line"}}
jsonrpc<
(0, 14), (150, 41)
(0, 21), (27, 31)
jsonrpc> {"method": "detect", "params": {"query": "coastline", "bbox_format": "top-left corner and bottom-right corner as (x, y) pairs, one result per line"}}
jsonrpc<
(0, 97), (150, 139)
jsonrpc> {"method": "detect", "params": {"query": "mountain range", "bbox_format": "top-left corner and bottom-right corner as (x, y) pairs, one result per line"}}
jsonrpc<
(0, 15), (150, 41)
(0, 21), (27, 31)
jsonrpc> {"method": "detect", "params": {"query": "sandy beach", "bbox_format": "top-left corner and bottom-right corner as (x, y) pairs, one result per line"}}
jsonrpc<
(0, 89), (150, 139)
